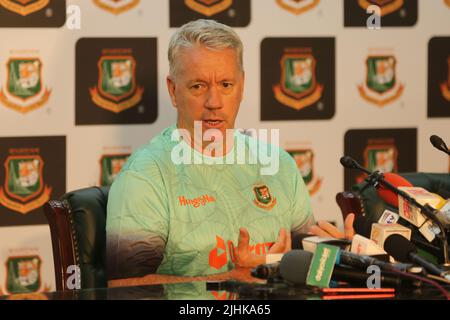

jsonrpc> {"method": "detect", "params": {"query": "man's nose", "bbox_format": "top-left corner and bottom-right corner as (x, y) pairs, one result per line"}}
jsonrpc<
(204, 85), (223, 110)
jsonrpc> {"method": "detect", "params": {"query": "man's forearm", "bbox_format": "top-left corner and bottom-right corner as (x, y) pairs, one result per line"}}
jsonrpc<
(108, 267), (264, 288)
(109, 272), (230, 287)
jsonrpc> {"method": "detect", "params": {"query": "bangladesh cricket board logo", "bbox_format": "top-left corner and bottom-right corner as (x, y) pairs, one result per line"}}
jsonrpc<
(275, 0), (320, 15)
(0, 58), (51, 114)
(0, 155), (52, 214)
(440, 56), (450, 102)
(356, 142), (398, 184)
(90, 55), (144, 113)
(99, 153), (130, 186)
(289, 149), (322, 196)
(5, 256), (42, 294)
(93, 0), (140, 15)
(253, 184), (277, 210)
(273, 50), (323, 111)
(0, 0), (49, 16)
(358, 56), (404, 107)
(357, 0), (404, 16)
(184, 0), (233, 16)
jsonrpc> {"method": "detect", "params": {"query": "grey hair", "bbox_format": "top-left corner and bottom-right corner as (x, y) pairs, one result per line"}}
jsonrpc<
(168, 19), (244, 78)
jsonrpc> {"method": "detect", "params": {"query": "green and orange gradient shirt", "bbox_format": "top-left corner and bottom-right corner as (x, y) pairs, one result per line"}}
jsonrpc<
(106, 125), (313, 279)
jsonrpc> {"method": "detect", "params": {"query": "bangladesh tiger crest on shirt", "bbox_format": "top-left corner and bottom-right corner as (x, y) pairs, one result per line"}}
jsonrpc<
(99, 153), (130, 186)
(0, 57), (51, 114)
(273, 48), (323, 111)
(276, 0), (320, 15)
(288, 149), (322, 196)
(441, 57), (450, 102)
(358, 55), (404, 107)
(0, 0), (49, 16)
(0, 154), (52, 215)
(253, 184), (277, 210)
(92, 0), (140, 15)
(357, 0), (404, 16)
(89, 49), (144, 113)
(184, 0), (233, 16)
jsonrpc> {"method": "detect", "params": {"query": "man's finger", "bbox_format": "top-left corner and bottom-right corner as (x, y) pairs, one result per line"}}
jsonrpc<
(317, 220), (344, 239)
(308, 225), (334, 238)
(237, 227), (250, 251)
(344, 213), (355, 240)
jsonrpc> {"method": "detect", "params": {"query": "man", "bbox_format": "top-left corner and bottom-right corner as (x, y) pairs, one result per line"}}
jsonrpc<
(106, 19), (353, 288)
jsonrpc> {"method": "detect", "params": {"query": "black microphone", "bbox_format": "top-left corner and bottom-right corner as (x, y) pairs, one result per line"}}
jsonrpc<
(251, 262), (281, 280)
(353, 215), (447, 264)
(279, 250), (421, 288)
(383, 234), (450, 280)
(292, 234), (411, 272)
(430, 135), (450, 155)
(340, 156), (371, 174)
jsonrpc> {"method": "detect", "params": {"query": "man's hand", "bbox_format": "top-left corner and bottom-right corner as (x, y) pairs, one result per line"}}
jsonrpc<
(268, 228), (291, 254)
(231, 227), (291, 268)
(308, 213), (355, 240)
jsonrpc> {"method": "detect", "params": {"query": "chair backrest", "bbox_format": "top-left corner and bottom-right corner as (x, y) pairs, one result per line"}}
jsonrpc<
(44, 186), (109, 291)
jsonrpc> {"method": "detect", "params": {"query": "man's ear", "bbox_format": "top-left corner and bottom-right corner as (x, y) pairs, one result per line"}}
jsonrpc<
(166, 76), (177, 107)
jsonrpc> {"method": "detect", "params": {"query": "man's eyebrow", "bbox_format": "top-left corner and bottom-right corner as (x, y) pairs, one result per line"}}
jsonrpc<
(187, 79), (207, 84)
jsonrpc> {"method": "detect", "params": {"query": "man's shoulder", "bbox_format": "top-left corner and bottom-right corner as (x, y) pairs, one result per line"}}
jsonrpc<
(238, 132), (295, 164)
(123, 125), (177, 173)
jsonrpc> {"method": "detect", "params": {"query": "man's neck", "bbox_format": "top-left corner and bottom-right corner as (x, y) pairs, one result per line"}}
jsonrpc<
(176, 123), (235, 158)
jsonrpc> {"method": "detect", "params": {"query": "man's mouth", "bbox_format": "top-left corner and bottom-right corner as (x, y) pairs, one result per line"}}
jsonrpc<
(203, 119), (224, 127)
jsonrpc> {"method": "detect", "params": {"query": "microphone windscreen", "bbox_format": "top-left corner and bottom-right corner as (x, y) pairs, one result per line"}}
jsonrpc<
(383, 234), (417, 262)
(279, 250), (313, 285)
(430, 135), (445, 150)
(340, 156), (356, 169)
(377, 173), (413, 208)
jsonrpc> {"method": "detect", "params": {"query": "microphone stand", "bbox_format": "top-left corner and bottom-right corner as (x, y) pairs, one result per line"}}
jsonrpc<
(364, 170), (450, 269)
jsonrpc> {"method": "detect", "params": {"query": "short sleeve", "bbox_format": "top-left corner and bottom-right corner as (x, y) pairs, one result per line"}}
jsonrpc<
(106, 159), (169, 280)
(285, 153), (315, 235)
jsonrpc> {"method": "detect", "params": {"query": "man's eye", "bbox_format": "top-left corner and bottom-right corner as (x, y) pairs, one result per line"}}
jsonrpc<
(222, 82), (233, 88)
(191, 84), (202, 90)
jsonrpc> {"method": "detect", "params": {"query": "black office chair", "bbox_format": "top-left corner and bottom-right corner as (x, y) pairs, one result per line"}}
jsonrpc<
(43, 186), (109, 291)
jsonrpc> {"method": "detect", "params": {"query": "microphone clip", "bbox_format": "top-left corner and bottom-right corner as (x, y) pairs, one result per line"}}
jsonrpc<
(364, 170), (384, 188)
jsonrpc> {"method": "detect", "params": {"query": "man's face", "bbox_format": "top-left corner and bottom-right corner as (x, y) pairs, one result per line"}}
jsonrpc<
(167, 46), (244, 147)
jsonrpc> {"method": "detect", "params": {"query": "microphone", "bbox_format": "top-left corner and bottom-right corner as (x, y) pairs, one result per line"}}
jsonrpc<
(430, 135), (450, 155)
(384, 234), (450, 280)
(279, 250), (421, 288)
(340, 156), (450, 266)
(340, 156), (371, 174)
(253, 233), (351, 280)
(251, 262), (281, 280)
(292, 233), (412, 272)
(376, 173), (413, 208)
(292, 233), (351, 252)
(354, 215), (447, 266)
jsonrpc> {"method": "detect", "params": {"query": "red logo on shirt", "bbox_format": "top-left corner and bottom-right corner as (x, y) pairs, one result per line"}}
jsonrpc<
(208, 235), (274, 270)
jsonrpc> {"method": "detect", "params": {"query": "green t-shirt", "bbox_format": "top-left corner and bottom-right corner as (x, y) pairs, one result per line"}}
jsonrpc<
(106, 125), (313, 279)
